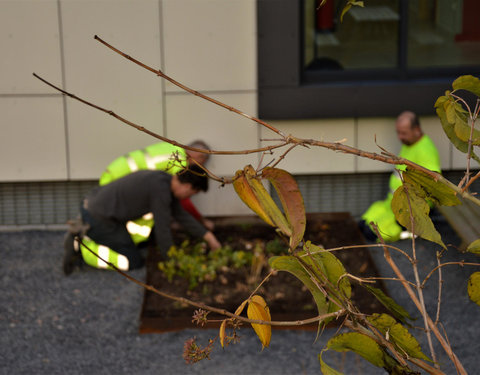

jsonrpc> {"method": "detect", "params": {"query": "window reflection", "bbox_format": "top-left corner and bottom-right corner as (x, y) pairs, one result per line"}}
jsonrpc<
(304, 0), (399, 71)
(304, 0), (480, 72)
(408, 0), (480, 68)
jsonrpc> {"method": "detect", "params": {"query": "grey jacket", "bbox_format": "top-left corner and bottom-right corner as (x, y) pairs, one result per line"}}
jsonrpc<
(86, 170), (207, 253)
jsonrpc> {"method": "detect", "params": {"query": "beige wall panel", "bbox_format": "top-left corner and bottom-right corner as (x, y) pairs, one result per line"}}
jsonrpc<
(357, 117), (399, 172)
(60, 0), (164, 179)
(165, 92), (259, 177)
(1, 0), (62, 94)
(420, 116), (451, 171)
(260, 119), (356, 174)
(1, 97), (67, 181)
(191, 179), (253, 217)
(162, 0), (256, 92)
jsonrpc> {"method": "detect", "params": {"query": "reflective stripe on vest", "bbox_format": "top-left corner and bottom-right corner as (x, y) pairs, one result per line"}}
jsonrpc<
(144, 153), (172, 170)
(80, 236), (129, 271)
(126, 221), (152, 239)
(126, 212), (154, 244)
(126, 155), (139, 173)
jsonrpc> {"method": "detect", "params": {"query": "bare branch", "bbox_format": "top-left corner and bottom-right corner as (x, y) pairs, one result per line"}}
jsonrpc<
(421, 261), (480, 288)
(77, 237), (344, 327)
(370, 226), (468, 375)
(93, 35), (284, 137)
(32, 73), (288, 158)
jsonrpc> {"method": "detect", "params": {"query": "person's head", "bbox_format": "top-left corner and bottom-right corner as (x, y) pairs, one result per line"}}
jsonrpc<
(395, 111), (423, 146)
(171, 164), (209, 200)
(186, 140), (210, 166)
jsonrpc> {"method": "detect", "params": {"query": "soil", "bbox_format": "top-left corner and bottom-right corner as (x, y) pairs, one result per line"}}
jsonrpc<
(139, 212), (387, 333)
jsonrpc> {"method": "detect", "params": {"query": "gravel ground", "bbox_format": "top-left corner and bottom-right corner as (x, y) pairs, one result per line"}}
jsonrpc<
(1, 217), (478, 374)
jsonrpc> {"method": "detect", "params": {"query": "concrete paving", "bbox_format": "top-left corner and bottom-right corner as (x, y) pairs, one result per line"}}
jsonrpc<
(1, 217), (478, 374)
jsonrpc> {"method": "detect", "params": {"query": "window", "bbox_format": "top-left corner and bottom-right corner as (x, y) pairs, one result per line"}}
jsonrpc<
(258, 0), (480, 119)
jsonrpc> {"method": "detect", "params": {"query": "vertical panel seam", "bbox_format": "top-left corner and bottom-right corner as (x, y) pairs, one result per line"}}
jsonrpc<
(57, 0), (71, 180)
(159, 0), (167, 138)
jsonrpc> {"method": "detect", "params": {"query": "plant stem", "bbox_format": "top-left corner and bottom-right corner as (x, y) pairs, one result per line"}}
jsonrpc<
(401, 182), (438, 365)
(378, 238), (467, 375)
(77, 237), (344, 327)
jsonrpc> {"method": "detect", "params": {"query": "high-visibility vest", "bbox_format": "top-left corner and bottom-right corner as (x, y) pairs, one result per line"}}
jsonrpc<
(99, 142), (187, 186)
(81, 143), (187, 270)
(362, 135), (441, 242)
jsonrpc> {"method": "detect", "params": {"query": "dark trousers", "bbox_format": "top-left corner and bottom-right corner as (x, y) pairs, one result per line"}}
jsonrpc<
(81, 205), (144, 269)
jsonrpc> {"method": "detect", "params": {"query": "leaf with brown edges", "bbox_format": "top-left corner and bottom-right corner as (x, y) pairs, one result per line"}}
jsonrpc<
(262, 167), (306, 250)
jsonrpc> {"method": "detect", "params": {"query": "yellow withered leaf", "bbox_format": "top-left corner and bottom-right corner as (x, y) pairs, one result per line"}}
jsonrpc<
(233, 167), (275, 226)
(244, 165), (292, 237)
(235, 299), (248, 316)
(219, 320), (227, 348)
(247, 295), (272, 349)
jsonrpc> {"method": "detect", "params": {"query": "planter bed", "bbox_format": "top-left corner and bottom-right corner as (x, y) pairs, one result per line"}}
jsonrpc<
(139, 212), (387, 333)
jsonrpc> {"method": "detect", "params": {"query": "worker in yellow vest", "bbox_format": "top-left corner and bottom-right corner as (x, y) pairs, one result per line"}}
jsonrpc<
(63, 140), (214, 274)
(359, 111), (441, 242)
(63, 166), (221, 274)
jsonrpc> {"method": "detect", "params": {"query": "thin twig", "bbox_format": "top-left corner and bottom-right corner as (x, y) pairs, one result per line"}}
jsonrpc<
(302, 243), (414, 265)
(422, 261), (480, 288)
(93, 35), (285, 137)
(77, 237), (343, 327)
(32, 71), (480, 209)
(461, 171), (480, 193)
(435, 251), (443, 325)
(32, 73), (288, 159)
(401, 180), (438, 366)
(370, 226), (467, 375)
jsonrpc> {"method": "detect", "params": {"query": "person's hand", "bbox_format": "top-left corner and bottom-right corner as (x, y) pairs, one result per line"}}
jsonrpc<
(203, 231), (221, 251)
(202, 218), (215, 231)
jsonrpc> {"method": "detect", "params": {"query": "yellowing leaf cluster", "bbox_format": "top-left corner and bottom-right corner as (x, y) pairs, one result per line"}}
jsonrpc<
(233, 165), (306, 250)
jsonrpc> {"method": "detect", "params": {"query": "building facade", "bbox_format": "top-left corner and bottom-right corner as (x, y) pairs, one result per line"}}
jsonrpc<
(1, 0), (479, 227)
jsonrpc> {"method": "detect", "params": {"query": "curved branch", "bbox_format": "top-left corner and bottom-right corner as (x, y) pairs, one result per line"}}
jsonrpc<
(303, 243), (414, 264)
(94, 35), (284, 137)
(32, 73), (287, 158)
(77, 237), (344, 327)
(421, 261), (480, 288)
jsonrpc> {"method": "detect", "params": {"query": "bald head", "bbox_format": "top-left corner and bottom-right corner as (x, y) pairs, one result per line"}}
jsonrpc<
(395, 111), (422, 146)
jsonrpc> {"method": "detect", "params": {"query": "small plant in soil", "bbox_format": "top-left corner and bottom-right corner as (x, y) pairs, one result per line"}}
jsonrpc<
(158, 240), (253, 290)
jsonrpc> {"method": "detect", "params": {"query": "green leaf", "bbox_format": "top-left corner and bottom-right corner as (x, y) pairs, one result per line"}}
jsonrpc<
(327, 332), (386, 368)
(466, 239), (480, 255)
(303, 242), (352, 300)
(434, 94), (449, 109)
(363, 285), (412, 323)
(451, 104), (480, 145)
(391, 182), (446, 249)
(319, 352), (344, 375)
(402, 168), (460, 207)
(467, 272), (480, 306)
(436, 104), (469, 153)
(269, 245), (351, 326)
(302, 242), (351, 324)
(436, 103), (480, 163)
(368, 314), (431, 361)
(452, 75), (480, 98)
(269, 255), (329, 317)
(445, 100), (457, 124)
